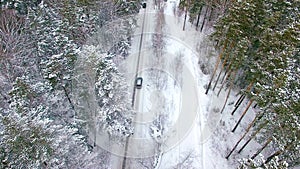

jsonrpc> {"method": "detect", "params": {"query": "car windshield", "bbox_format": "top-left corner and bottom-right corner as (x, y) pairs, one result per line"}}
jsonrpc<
(137, 79), (142, 85)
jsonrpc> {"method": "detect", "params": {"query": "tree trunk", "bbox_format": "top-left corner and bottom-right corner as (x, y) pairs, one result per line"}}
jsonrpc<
(195, 5), (203, 31)
(225, 113), (260, 159)
(205, 41), (228, 95)
(238, 121), (267, 153)
(208, 6), (214, 21)
(212, 52), (230, 91)
(235, 94), (245, 107)
(220, 60), (232, 84)
(232, 100), (253, 132)
(182, 0), (188, 31)
(253, 103), (258, 108)
(200, 6), (209, 32)
(263, 143), (293, 166)
(236, 82), (254, 105)
(231, 95), (245, 115)
(263, 149), (283, 166)
(251, 137), (272, 159)
(183, 8), (187, 31)
(220, 71), (236, 114)
(212, 69), (222, 91)
(245, 82), (254, 92)
(220, 70), (227, 84)
(217, 70), (231, 97)
(62, 85), (75, 111)
(220, 69), (227, 85)
(231, 82), (253, 115)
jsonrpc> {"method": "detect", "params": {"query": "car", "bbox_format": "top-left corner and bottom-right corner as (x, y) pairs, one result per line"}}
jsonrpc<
(136, 77), (143, 89)
(142, 2), (146, 8)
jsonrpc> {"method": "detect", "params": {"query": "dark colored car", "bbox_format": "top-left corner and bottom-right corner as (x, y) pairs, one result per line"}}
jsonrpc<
(136, 77), (143, 89)
(142, 2), (146, 8)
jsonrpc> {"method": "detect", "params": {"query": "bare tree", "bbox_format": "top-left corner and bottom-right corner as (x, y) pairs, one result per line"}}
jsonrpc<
(0, 9), (34, 110)
(172, 151), (197, 169)
(152, 6), (165, 58)
(137, 156), (156, 169)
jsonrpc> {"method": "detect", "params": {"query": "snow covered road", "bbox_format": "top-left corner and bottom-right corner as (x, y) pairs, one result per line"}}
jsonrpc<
(117, 0), (205, 168)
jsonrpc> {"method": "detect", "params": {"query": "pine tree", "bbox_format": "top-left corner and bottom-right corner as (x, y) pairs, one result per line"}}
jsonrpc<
(74, 45), (134, 142)
(212, 0), (300, 165)
(0, 75), (99, 168)
(1, 0), (140, 167)
(94, 52), (134, 140)
(0, 108), (53, 168)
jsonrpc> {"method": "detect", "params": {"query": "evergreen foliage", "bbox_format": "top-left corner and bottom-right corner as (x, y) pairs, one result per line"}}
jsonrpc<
(0, 0), (138, 167)
(212, 0), (299, 166)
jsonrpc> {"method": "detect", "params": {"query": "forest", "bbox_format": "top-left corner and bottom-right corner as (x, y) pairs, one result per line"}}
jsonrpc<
(0, 0), (139, 168)
(180, 0), (299, 167)
(0, 0), (299, 168)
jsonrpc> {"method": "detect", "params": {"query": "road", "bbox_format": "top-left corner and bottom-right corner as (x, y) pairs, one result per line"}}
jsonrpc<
(122, 1), (158, 168)
(111, 0), (201, 168)
(109, 2), (156, 168)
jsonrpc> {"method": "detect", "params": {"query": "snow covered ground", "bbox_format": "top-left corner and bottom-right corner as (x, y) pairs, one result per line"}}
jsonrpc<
(157, 1), (263, 169)
(110, 0), (264, 168)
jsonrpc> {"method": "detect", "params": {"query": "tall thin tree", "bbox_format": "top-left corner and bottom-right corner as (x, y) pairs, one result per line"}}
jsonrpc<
(251, 137), (273, 160)
(232, 99), (253, 132)
(205, 41), (228, 94)
(225, 113), (261, 159)
(220, 71), (236, 114)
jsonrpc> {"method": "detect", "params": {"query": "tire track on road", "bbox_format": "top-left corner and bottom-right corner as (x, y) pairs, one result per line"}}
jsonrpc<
(122, 7), (147, 169)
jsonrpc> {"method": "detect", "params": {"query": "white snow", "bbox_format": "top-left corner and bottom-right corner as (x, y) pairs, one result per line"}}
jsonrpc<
(109, 0), (264, 168)
(151, 1), (263, 169)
